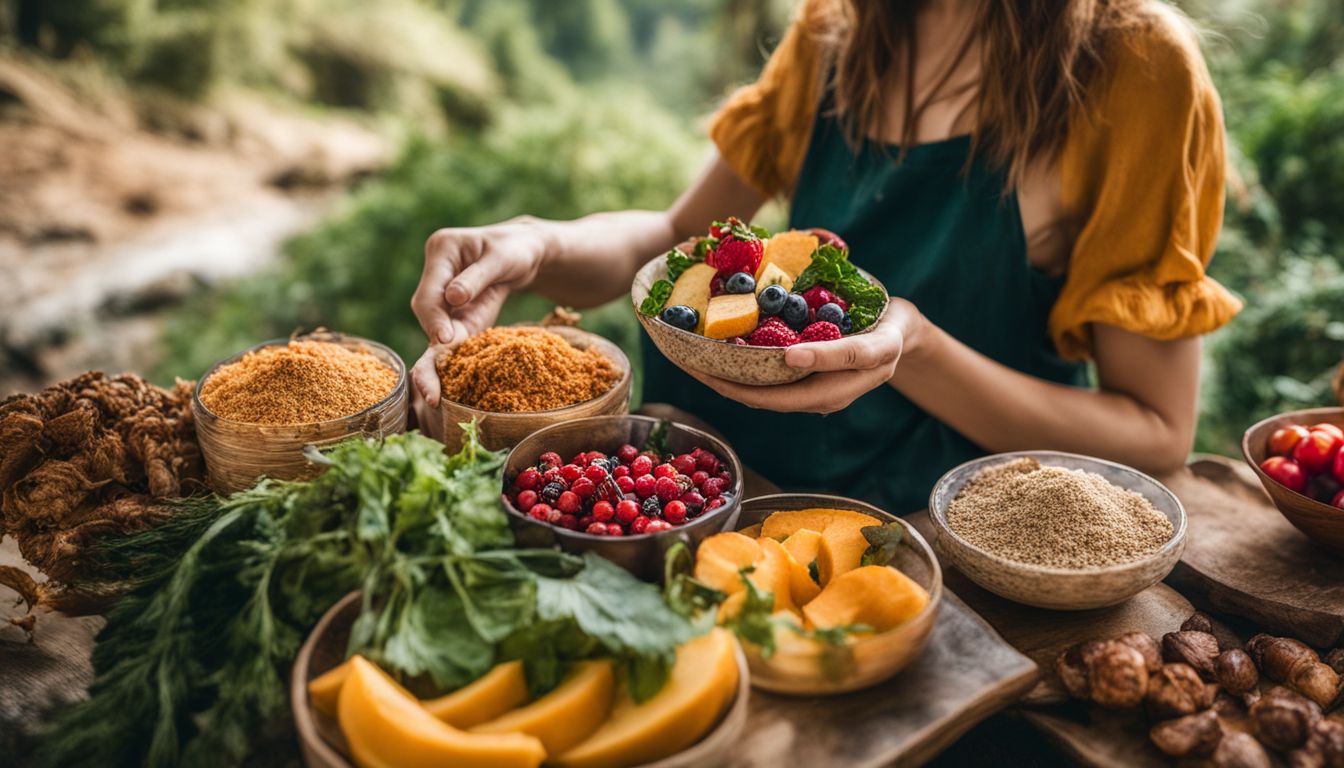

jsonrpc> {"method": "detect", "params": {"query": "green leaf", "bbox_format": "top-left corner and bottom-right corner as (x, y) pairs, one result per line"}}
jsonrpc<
(536, 553), (692, 656)
(859, 523), (905, 567)
(373, 581), (496, 691)
(447, 554), (538, 643)
(643, 419), (670, 456)
(665, 248), (703, 282)
(792, 244), (887, 332)
(639, 279), (674, 316)
(721, 567), (778, 657)
(692, 237), (717, 259)
(807, 560), (820, 585)
(663, 541), (727, 621)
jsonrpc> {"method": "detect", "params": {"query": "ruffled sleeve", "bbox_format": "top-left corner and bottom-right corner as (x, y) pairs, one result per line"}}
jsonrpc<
(706, 0), (831, 198)
(1049, 10), (1242, 360)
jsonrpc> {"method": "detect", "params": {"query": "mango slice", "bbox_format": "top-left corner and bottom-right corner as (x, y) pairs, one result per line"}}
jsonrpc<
(781, 528), (823, 565)
(666, 263), (717, 334)
(703, 294), (760, 340)
(308, 661), (350, 718)
(756, 230), (818, 280)
(776, 538), (822, 606)
(762, 509), (879, 584)
(753, 538), (798, 614)
(693, 532), (761, 595)
(755, 262), (794, 294)
(802, 566), (929, 633)
(472, 660), (614, 755)
(553, 629), (739, 768)
(423, 659), (530, 728)
(337, 656), (545, 768)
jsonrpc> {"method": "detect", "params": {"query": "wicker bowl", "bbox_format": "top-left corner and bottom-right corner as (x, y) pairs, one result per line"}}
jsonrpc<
(928, 451), (1187, 610)
(291, 591), (752, 768)
(193, 332), (408, 494)
(1242, 407), (1344, 555)
(436, 325), (632, 453)
(501, 415), (744, 581)
(727, 494), (942, 696)
(631, 257), (890, 386)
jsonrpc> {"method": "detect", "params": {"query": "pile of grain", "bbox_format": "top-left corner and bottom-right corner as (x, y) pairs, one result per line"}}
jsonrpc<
(946, 457), (1173, 569)
(199, 340), (398, 425)
(437, 327), (620, 413)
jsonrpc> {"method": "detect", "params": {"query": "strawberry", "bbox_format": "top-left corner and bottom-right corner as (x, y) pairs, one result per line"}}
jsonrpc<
(799, 321), (842, 343)
(711, 218), (764, 277)
(747, 317), (800, 347)
(807, 227), (848, 251)
(801, 286), (848, 312)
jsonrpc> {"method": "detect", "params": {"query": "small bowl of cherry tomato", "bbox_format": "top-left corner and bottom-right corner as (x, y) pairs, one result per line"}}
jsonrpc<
(1243, 407), (1344, 555)
(501, 414), (744, 581)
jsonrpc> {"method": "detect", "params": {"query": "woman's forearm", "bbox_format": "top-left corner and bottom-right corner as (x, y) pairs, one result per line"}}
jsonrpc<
(891, 317), (1200, 474)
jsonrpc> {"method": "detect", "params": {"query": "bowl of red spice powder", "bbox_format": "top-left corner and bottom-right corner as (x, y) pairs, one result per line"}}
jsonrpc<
(193, 332), (408, 493)
(435, 324), (631, 453)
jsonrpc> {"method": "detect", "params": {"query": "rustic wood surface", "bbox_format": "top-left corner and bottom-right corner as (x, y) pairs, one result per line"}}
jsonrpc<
(1019, 708), (1170, 768)
(1159, 456), (1344, 648)
(728, 590), (1038, 768)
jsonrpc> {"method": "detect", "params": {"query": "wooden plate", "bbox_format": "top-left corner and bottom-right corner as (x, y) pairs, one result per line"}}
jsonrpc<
(290, 592), (751, 768)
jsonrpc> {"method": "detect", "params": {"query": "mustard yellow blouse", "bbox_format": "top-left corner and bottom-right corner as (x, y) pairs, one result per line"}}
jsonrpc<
(707, 1), (1242, 361)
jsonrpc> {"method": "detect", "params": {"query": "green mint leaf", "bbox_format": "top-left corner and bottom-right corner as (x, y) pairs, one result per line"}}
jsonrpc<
(858, 523), (904, 567)
(666, 247), (703, 282)
(643, 419), (670, 456)
(639, 279), (673, 316)
(722, 566), (778, 657)
(693, 237), (717, 259)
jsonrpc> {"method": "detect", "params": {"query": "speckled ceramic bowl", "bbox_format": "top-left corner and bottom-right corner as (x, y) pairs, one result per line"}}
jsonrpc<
(631, 257), (890, 386)
(928, 451), (1186, 611)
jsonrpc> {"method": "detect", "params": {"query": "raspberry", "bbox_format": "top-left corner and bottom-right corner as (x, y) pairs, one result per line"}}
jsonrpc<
(653, 463), (677, 479)
(585, 522), (608, 536)
(515, 489), (538, 512)
(592, 500), (615, 522)
(542, 467), (563, 485)
(634, 474), (657, 498)
(701, 477), (724, 498)
(716, 470), (731, 483)
(663, 500), (687, 524)
(557, 514), (579, 530)
(577, 514), (596, 530)
(528, 505), (550, 522)
(747, 319), (800, 347)
(556, 491), (582, 515)
(630, 455), (653, 477)
(583, 465), (608, 484)
(545, 506), (562, 524)
(571, 478), (596, 499)
(559, 464), (583, 483)
(571, 452), (589, 467)
(617, 444), (639, 464)
(629, 515), (652, 534)
(615, 475), (635, 494)
(585, 450), (606, 465)
(801, 286), (847, 312)
(538, 451), (562, 468)
(515, 468), (542, 491)
(712, 234), (764, 277)
(655, 476), (681, 502)
(605, 524), (625, 537)
(696, 452), (720, 473)
(691, 470), (709, 487)
(798, 321), (842, 343)
(615, 499), (640, 524)
(612, 464), (630, 479)
(671, 454), (697, 475)
(646, 519), (674, 533)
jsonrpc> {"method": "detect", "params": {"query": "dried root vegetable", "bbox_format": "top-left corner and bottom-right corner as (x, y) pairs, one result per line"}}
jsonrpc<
(0, 371), (204, 615)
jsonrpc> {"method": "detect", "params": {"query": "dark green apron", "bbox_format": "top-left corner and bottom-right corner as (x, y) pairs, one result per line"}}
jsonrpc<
(641, 96), (1087, 514)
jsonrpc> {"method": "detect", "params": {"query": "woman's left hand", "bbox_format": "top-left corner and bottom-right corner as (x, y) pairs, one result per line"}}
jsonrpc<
(685, 298), (923, 414)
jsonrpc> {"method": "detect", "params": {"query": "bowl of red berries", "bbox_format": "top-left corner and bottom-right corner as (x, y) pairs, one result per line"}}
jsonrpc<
(1243, 407), (1344, 554)
(502, 415), (745, 580)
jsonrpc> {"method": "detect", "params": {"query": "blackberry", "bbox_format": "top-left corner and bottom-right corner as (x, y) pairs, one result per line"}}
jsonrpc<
(540, 482), (566, 504)
(642, 496), (663, 518)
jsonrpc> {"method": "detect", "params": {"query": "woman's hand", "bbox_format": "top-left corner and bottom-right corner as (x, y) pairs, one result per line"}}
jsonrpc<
(685, 299), (923, 414)
(410, 218), (552, 407)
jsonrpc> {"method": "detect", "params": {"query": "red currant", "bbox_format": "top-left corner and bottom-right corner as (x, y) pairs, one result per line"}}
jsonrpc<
(679, 491), (704, 509)
(629, 515), (652, 534)
(516, 467), (542, 491)
(539, 451), (562, 468)
(529, 504), (553, 522)
(696, 452), (720, 473)
(585, 451), (607, 465)
(615, 476), (635, 494)
(630, 455), (653, 477)
(585, 522), (608, 536)
(653, 463), (677, 480)
(615, 499), (640, 524)
(560, 464), (584, 483)
(691, 470), (709, 487)
(556, 491), (582, 515)
(701, 477), (724, 498)
(577, 515), (596, 530)
(662, 500), (687, 524)
(592, 500), (615, 523)
(571, 452), (588, 467)
(716, 470), (731, 484)
(704, 497), (725, 512)
(584, 464), (608, 483)
(671, 454), (697, 475)
(516, 489), (538, 512)
(655, 476), (681, 502)
(634, 474), (657, 498)
(545, 507), (562, 524)
(646, 519), (673, 533)
(557, 514), (579, 530)
(612, 464), (630, 479)
(571, 478), (596, 499)
(606, 524), (625, 537)
(617, 444), (639, 464)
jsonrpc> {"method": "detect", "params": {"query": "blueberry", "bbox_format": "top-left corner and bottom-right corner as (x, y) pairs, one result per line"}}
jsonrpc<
(757, 284), (787, 315)
(724, 272), (756, 294)
(839, 313), (854, 334)
(816, 302), (845, 326)
(781, 294), (810, 331)
(660, 304), (699, 331)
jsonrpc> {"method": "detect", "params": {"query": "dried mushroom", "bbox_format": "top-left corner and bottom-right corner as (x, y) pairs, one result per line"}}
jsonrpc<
(1147, 663), (1211, 719)
(1212, 731), (1273, 768)
(1251, 687), (1324, 752)
(1149, 709), (1221, 757)
(1248, 635), (1343, 710)
(1216, 648), (1261, 695)
(1164, 630), (1220, 679)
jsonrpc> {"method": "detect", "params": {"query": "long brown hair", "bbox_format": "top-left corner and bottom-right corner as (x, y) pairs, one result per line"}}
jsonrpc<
(813, 0), (1149, 186)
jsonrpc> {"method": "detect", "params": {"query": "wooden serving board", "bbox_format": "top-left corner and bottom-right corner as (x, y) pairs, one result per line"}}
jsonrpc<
(1160, 456), (1344, 648)
(729, 590), (1038, 768)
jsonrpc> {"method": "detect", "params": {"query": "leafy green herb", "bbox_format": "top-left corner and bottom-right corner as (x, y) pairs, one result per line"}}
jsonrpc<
(720, 567), (778, 657)
(643, 419), (670, 456)
(792, 244), (888, 331)
(807, 559), (821, 585)
(665, 247), (705, 282)
(692, 237), (717, 259)
(859, 523), (905, 567)
(639, 278), (673, 316)
(663, 541), (726, 631)
(806, 623), (875, 646)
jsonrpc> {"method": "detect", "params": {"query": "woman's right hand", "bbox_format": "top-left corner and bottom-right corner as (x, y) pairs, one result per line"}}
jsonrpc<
(410, 218), (552, 408)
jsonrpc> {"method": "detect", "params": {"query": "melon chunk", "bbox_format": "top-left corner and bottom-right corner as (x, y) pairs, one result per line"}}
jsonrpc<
(666, 263), (716, 333)
(762, 508), (880, 585)
(702, 294), (760, 340)
(752, 538), (798, 614)
(757, 230), (818, 280)
(423, 659), (530, 728)
(776, 536), (822, 606)
(755, 262), (794, 294)
(552, 629), (740, 768)
(802, 566), (929, 633)
(472, 660), (614, 755)
(337, 656), (545, 768)
(308, 661), (350, 718)
(693, 532), (761, 595)
(781, 528), (823, 566)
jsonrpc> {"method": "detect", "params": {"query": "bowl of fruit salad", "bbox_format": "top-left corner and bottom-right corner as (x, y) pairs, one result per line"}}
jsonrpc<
(633, 219), (890, 386)
(501, 415), (744, 580)
(1243, 407), (1344, 554)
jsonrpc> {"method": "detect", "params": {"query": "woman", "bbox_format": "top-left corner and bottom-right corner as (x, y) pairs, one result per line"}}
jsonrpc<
(410, 0), (1241, 514)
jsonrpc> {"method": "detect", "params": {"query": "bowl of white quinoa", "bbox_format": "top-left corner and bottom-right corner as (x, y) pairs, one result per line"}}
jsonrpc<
(928, 451), (1186, 610)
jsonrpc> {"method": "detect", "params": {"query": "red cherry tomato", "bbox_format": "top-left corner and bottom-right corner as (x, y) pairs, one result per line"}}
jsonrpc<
(1267, 425), (1310, 457)
(1332, 447), (1344, 486)
(1309, 423), (1344, 441)
(1261, 456), (1308, 494)
(1292, 429), (1342, 475)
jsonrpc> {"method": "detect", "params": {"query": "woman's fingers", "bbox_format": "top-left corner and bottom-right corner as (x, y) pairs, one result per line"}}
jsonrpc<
(784, 333), (899, 372)
(410, 346), (444, 408)
(412, 257), (458, 345)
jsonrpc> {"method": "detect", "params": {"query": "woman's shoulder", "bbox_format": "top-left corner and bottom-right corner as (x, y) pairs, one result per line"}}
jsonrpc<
(1095, 3), (1218, 109)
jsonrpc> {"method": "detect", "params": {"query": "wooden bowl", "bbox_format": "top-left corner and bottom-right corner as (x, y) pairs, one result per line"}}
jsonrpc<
(928, 451), (1187, 611)
(436, 325), (632, 453)
(631, 257), (890, 386)
(728, 494), (942, 696)
(193, 332), (408, 493)
(291, 592), (752, 768)
(1242, 407), (1344, 555)
(502, 415), (744, 581)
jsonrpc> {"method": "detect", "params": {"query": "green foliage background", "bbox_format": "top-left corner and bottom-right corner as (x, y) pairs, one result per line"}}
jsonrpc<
(6, 0), (1344, 455)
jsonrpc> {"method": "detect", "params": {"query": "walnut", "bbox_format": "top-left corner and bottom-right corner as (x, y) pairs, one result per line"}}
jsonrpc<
(1055, 641), (1099, 700)
(1116, 631), (1163, 674)
(1251, 686), (1324, 752)
(1088, 640), (1150, 708)
(1182, 612), (1215, 635)
(1212, 731), (1273, 768)
(1216, 649), (1261, 695)
(1164, 630), (1220, 679)
(1149, 709), (1221, 757)
(1147, 663), (1210, 719)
